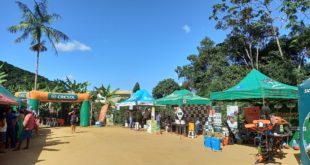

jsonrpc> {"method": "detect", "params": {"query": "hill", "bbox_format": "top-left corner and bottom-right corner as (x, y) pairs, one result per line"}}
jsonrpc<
(0, 60), (53, 92)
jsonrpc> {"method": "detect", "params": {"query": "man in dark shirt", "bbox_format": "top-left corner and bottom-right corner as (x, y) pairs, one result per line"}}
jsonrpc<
(69, 110), (78, 133)
(5, 107), (16, 148)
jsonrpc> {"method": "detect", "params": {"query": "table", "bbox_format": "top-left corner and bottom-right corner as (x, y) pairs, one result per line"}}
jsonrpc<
(268, 134), (289, 159)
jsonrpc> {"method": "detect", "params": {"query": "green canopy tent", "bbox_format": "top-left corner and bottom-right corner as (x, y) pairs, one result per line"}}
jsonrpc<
(210, 69), (298, 101)
(155, 89), (211, 106)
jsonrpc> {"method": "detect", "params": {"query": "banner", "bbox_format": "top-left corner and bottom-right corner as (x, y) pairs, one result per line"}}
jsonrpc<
(227, 105), (238, 129)
(147, 120), (157, 134)
(244, 106), (260, 123)
(213, 106), (222, 132)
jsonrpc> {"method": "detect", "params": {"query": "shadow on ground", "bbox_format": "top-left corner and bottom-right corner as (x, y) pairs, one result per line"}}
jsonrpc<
(0, 128), (68, 165)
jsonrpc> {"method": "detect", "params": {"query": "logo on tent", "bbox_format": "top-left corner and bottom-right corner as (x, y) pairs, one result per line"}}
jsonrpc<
(262, 79), (284, 88)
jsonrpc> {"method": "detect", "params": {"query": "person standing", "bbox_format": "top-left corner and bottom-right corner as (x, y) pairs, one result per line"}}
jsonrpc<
(34, 114), (40, 136)
(5, 106), (17, 148)
(68, 110), (78, 134)
(0, 109), (7, 153)
(16, 109), (25, 141)
(129, 111), (133, 128)
(13, 109), (35, 151)
(156, 112), (161, 134)
(195, 118), (200, 136)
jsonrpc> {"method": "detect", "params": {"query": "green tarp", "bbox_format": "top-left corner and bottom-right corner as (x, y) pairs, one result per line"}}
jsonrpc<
(155, 89), (211, 106)
(210, 69), (298, 100)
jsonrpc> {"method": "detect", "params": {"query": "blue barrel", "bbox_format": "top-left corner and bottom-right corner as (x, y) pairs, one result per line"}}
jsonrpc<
(204, 136), (212, 148)
(211, 138), (221, 151)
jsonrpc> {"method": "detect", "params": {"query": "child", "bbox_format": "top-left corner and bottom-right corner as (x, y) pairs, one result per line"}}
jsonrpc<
(34, 115), (40, 136)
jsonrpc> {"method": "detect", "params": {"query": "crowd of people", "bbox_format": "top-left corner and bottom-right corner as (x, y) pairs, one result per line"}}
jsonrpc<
(125, 108), (201, 136)
(0, 106), (39, 153)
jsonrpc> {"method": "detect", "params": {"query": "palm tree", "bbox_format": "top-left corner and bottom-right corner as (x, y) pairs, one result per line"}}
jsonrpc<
(8, 0), (69, 90)
(0, 64), (8, 85)
(94, 84), (119, 122)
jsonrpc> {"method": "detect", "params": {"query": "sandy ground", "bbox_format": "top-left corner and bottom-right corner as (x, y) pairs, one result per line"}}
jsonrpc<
(0, 127), (300, 165)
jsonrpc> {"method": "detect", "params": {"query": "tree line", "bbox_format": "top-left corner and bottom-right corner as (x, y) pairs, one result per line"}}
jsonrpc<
(154, 0), (310, 98)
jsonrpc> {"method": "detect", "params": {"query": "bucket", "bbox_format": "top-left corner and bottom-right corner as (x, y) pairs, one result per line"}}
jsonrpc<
(204, 136), (212, 148)
(211, 138), (221, 151)
(95, 121), (103, 127)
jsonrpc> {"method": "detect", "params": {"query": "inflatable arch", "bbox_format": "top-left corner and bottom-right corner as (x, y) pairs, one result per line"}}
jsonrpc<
(15, 91), (90, 127)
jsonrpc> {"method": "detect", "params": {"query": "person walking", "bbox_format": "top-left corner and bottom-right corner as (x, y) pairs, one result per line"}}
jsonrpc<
(68, 110), (78, 134)
(13, 108), (35, 151)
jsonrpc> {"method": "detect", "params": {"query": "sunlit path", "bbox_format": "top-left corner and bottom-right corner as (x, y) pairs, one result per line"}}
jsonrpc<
(0, 127), (299, 165)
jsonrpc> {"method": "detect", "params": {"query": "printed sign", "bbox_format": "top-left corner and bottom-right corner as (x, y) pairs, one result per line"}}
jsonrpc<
(212, 106), (222, 132)
(17, 92), (27, 99)
(244, 107), (260, 123)
(227, 105), (238, 129)
(48, 93), (78, 101)
(176, 107), (184, 120)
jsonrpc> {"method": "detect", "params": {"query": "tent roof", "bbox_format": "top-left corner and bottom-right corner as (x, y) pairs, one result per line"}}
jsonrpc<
(210, 69), (298, 100)
(155, 89), (211, 105)
(116, 89), (154, 107)
(0, 85), (18, 105)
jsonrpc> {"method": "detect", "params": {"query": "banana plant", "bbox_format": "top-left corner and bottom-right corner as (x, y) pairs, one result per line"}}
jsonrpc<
(64, 76), (90, 93)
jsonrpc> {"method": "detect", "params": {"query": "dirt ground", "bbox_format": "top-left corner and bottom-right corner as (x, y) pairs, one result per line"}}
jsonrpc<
(0, 127), (300, 165)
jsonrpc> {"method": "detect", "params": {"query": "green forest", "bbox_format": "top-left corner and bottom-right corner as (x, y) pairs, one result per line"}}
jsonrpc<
(0, 60), (52, 92)
(174, 0), (310, 97)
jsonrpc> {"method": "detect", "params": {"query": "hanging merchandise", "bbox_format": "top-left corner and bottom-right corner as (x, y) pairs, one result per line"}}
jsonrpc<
(227, 105), (238, 130)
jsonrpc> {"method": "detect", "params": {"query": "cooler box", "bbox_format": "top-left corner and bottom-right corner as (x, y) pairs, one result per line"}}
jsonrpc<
(204, 136), (212, 148)
(211, 137), (221, 151)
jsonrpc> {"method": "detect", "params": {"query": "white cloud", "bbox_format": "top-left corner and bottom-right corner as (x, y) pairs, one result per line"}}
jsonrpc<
(55, 40), (91, 52)
(182, 24), (191, 33)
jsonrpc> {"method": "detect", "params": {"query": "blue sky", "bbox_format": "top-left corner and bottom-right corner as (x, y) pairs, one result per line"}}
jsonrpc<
(1, 0), (229, 92)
